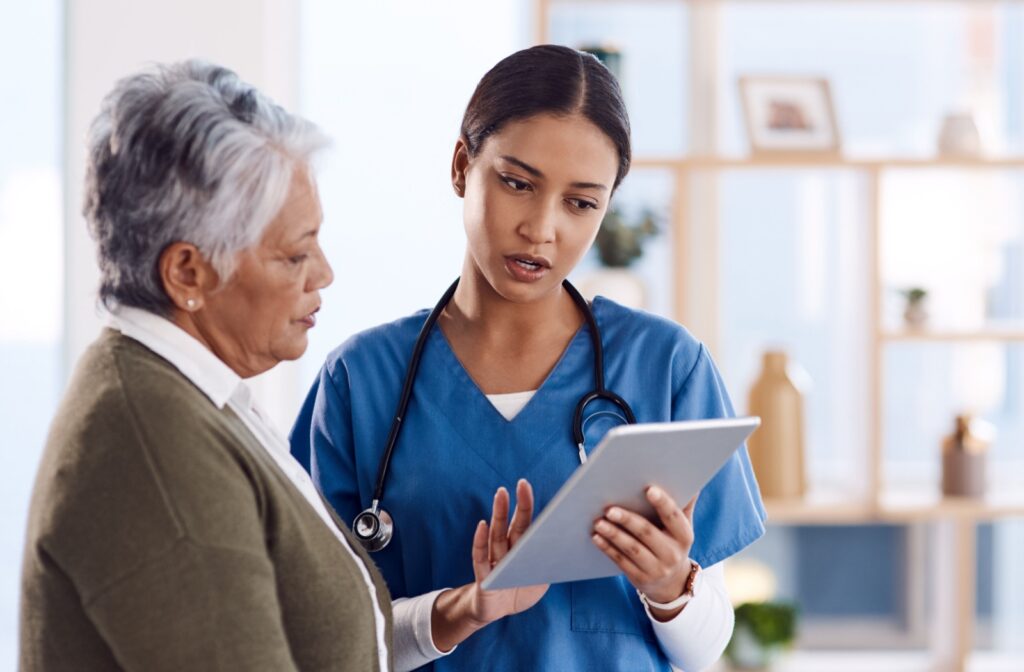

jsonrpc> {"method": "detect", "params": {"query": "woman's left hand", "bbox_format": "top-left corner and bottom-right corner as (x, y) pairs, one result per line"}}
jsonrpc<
(592, 486), (698, 619)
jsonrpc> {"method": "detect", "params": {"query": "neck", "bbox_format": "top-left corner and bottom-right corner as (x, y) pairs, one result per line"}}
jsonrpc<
(169, 310), (264, 379)
(444, 259), (582, 347)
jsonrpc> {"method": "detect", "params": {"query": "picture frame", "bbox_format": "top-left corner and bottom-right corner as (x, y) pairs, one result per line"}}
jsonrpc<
(739, 76), (841, 156)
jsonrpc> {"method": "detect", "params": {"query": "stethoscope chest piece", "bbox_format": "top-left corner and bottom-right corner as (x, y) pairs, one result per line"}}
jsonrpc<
(353, 502), (394, 552)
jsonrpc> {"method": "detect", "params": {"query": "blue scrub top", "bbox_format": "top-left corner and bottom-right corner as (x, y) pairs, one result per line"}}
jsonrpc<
(291, 297), (766, 671)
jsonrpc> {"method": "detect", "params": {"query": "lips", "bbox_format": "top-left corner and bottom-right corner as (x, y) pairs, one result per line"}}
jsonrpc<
(508, 253), (552, 269)
(298, 306), (320, 328)
(504, 254), (552, 283)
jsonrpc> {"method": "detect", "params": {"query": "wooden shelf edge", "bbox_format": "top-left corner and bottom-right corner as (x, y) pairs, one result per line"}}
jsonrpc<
(881, 329), (1024, 343)
(630, 156), (1024, 171)
(763, 495), (1024, 525)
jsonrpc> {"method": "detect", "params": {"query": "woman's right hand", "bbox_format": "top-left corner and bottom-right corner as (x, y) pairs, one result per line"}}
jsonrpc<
(466, 479), (549, 623)
(430, 479), (549, 651)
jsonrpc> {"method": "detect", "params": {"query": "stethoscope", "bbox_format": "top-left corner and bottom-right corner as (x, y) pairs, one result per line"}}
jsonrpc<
(352, 277), (637, 552)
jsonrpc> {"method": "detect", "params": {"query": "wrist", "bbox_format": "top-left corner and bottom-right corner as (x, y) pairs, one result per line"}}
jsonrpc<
(431, 585), (487, 652)
(643, 575), (690, 605)
(639, 560), (702, 622)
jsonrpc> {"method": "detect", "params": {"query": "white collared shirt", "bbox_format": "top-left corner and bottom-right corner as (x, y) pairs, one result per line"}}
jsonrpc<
(110, 307), (447, 672)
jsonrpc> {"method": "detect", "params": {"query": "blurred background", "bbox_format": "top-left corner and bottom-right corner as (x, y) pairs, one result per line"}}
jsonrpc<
(2, 1), (1024, 670)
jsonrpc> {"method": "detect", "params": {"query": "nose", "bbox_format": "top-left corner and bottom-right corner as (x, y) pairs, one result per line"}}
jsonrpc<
(308, 246), (334, 291)
(516, 198), (559, 245)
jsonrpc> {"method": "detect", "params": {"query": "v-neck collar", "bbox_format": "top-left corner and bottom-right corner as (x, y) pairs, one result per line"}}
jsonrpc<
(407, 300), (603, 483)
(430, 321), (590, 426)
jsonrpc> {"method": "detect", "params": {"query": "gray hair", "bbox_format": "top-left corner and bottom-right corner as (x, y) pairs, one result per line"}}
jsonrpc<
(83, 59), (330, 314)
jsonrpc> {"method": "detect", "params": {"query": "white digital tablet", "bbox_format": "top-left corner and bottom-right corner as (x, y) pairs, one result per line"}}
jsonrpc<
(481, 417), (760, 590)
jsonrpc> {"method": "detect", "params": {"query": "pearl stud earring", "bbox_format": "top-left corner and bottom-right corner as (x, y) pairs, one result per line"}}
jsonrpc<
(186, 298), (197, 309)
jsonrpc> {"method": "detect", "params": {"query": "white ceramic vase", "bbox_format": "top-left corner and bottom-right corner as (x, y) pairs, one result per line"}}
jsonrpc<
(577, 267), (646, 308)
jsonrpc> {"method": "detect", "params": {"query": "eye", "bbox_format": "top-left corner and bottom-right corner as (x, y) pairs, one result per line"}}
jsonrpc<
(501, 175), (533, 192)
(567, 198), (599, 211)
(287, 254), (309, 265)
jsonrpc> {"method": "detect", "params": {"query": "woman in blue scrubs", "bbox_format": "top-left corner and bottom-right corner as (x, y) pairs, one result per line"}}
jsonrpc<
(292, 45), (766, 671)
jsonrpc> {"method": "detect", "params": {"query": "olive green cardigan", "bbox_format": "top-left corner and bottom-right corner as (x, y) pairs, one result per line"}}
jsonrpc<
(20, 330), (394, 671)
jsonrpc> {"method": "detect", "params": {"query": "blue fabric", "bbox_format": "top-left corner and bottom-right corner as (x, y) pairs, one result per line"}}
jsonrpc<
(291, 297), (766, 671)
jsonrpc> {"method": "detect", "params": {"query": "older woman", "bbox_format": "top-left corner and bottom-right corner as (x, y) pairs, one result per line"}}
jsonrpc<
(19, 61), (544, 672)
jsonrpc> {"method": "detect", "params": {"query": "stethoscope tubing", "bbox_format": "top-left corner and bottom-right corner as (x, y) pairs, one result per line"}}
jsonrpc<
(354, 277), (637, 551)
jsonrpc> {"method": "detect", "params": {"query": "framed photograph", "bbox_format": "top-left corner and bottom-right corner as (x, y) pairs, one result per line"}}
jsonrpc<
(739, 76), (840, 156)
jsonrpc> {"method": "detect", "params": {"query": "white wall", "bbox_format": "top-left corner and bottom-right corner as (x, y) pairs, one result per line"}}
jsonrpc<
(298, 1), (531, 389)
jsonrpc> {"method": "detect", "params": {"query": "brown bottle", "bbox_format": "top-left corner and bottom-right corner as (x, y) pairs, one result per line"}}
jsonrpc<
(941, 414), (991, 499)
(747, 351), (807, 499)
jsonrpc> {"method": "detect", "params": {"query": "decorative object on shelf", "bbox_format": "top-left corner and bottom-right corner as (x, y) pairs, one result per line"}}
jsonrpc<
(578, 44), (622, 80)
(725, 602), (798, 671)
(900, 287), (929, 329)
(739, 76), (840, 156)
(937, 112), (982, 158)
(747, 350), (808, 500)
(724, 559), (779, 605)
(578, 207), (659, 308)
(941, 414), (994, 499)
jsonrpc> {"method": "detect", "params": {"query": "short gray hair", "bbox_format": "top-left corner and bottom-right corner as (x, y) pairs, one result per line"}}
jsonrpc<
(84, 59), (329, 314)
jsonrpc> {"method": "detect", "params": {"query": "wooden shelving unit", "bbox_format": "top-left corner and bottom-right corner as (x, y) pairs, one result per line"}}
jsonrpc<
(633, 156), (1024, 170)
(881, 328), (1024, 343)
(537, 2), (1024, 671)
(764, 493), (1024, 525)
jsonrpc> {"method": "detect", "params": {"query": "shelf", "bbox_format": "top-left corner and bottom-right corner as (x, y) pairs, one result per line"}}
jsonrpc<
(708, 651), (934, 672)
(631, 156), (1024, 171)
(881, 328), (1024, 343)
(878, 490), (1024, 522)
(764, 494), (875, 525)
(764, 491), (1024, 525)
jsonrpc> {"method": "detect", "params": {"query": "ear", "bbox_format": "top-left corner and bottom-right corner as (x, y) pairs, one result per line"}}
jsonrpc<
(158, 242), (219, 313)
(450, 137), (470, 198)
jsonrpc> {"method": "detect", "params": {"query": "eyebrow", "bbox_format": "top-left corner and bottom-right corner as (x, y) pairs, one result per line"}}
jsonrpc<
(500, 155), (608, 192)
(292, 227), (319, 244)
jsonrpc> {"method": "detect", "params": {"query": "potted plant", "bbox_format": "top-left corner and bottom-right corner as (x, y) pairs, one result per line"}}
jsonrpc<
(577, 208), (659, 308)
(900, 287), (928, 329)
(725, 601), (798, 670)
(593, 207), (658, 268)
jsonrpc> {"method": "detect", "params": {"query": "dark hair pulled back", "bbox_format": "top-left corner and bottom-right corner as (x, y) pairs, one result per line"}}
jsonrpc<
(460, 44), (631, 189)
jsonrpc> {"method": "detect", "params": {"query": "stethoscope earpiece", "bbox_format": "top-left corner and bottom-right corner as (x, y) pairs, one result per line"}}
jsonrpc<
(352, 277), (636, 553)
(353, 503), (394, 552)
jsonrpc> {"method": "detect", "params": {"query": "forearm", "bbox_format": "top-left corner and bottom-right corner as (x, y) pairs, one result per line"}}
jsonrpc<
(429, 584), (489, 653)
(646, 563), (734, 672)
(392, 589), (452, 672)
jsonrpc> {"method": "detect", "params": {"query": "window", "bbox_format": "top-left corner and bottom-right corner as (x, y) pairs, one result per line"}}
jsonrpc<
(0, 0), (63, 665)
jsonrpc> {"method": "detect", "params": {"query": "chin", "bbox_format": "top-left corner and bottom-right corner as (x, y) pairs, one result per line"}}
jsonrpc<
(275, 335), (309, 362)
(493, 275), (562, 303)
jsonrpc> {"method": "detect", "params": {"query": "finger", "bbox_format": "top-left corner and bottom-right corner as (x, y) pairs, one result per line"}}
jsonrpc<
(592, 532), (647, 585)
(603, 506), (683, 567)
(646, 486), (695, 548)
(471, 520), (491, 582)
(489, 487), (510, 564)
(593, 518), (661, 575)
(508, 479), (534, 546)
(682, 494), (699, 522)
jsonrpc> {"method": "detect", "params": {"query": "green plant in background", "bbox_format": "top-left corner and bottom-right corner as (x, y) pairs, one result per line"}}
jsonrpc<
(900, 287), (927, 305)
(593, 208), (659, 268)
(725, 601), (798, 670)
(899, 286), (929, 328)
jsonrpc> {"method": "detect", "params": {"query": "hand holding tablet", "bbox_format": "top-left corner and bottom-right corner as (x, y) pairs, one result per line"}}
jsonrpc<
(481, 417), (760, 591)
